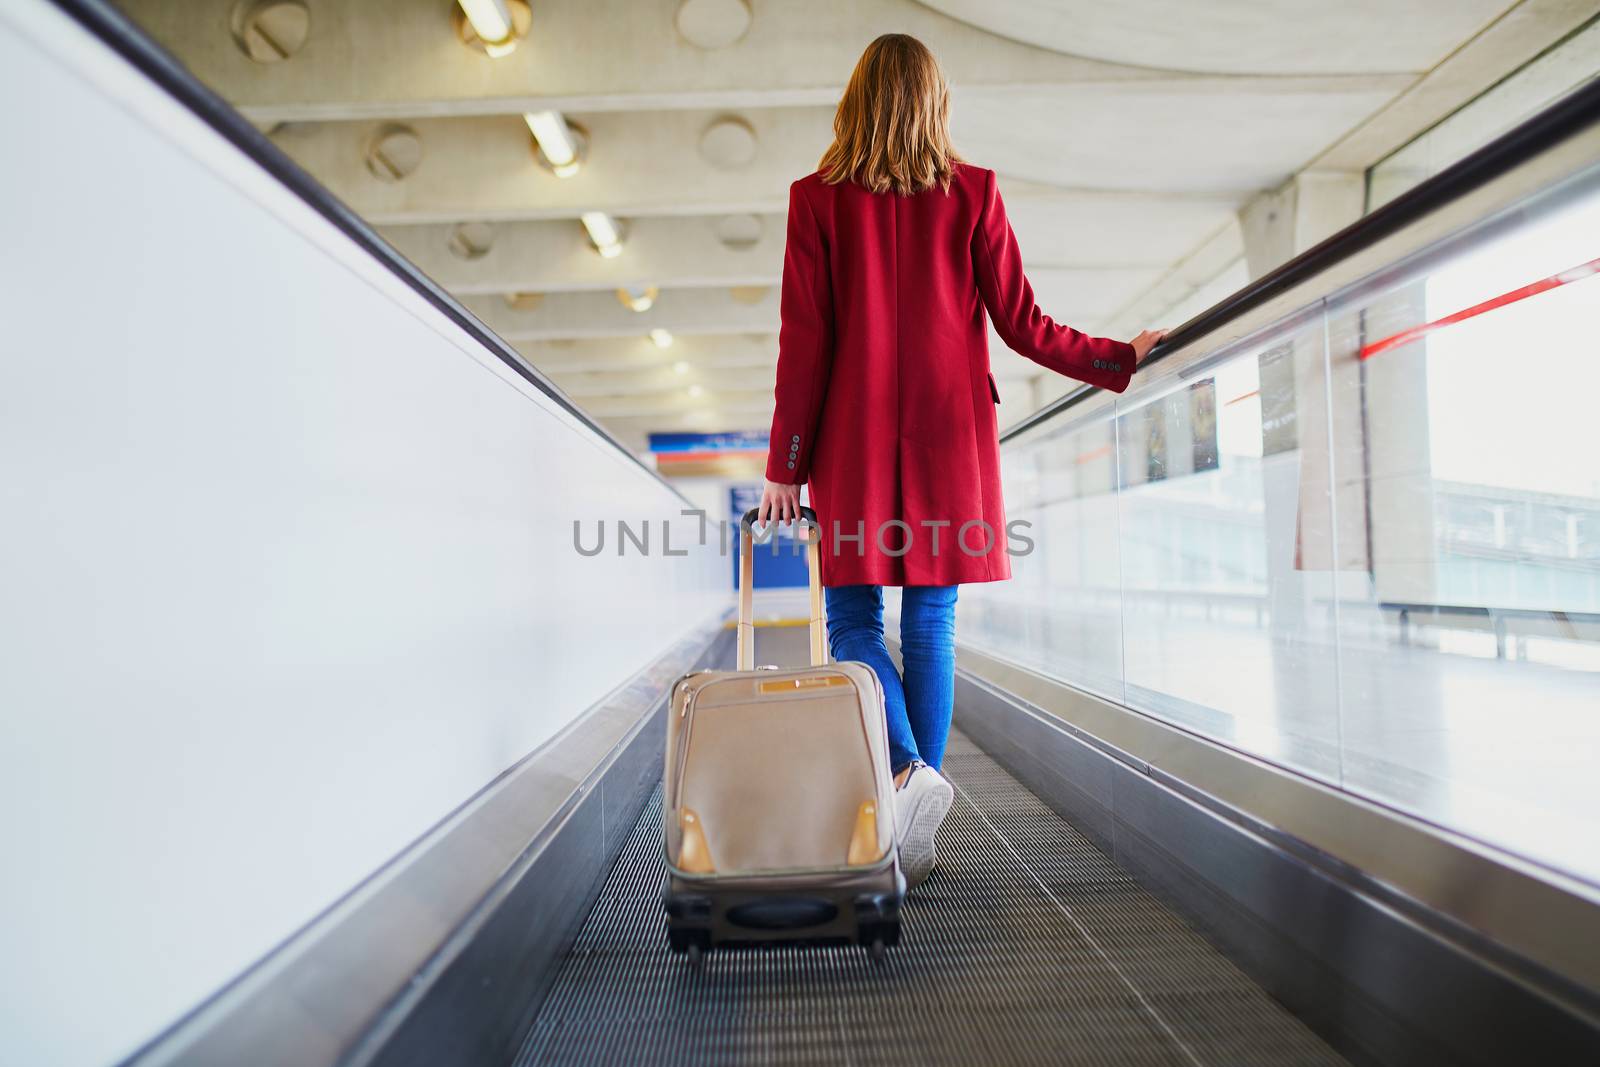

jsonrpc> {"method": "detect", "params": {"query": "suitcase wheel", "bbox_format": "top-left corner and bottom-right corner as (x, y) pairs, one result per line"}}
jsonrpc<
(857, 918), (900, 960)
(667, 925), (711, 957)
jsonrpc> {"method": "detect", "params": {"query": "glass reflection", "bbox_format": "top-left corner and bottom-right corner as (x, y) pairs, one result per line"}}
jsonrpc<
(963, 158), (1600, 884)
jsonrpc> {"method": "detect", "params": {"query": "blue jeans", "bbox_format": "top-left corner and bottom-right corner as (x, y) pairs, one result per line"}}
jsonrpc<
(825, 584), (959, 774)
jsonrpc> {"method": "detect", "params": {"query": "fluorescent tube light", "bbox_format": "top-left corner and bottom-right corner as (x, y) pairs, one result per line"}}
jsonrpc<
(581, 211), (623, 257)
(524, 111), (581, 177)
(617, 286), (657, 313)
(457, 0), (516, 56)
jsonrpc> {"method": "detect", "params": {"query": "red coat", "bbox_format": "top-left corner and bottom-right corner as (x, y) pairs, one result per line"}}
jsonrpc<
(766, 164), (1136, 587)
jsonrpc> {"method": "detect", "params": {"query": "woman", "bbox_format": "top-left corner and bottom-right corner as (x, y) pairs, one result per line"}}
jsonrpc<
(757, 34), (1164, 887)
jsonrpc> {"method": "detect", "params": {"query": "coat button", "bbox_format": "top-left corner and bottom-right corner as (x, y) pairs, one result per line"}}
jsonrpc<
(791, 435), (800, 443)
(786, 461), (796, 469)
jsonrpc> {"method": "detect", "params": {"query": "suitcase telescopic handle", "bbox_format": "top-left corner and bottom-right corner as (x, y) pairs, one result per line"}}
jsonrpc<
(738, 506), (826, 671)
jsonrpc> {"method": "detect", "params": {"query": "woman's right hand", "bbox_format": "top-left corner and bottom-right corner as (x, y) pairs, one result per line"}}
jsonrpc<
(758, 479), (802, 526)
(1130, 328), (1168, 365)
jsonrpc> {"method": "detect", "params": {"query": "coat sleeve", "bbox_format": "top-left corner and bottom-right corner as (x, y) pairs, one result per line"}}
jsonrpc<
(765, 180), (834, 484)
(971, 168), (1137, 393)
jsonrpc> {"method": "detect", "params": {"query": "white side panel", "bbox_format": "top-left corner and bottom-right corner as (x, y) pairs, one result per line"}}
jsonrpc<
(0, 5), (724, 1065)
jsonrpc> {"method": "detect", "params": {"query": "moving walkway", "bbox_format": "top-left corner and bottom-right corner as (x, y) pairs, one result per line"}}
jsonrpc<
(5, 2), (1600, 1065)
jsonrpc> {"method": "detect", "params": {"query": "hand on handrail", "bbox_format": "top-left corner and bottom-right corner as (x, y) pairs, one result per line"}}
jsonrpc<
(1130, 329), (1168, 365)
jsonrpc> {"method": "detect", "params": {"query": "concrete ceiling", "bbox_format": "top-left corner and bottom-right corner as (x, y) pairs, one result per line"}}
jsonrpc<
(118, 0), (1596, 451)
(917, 0), (1513, 76)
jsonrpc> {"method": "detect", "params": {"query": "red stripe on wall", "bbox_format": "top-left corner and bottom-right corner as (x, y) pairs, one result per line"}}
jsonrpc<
(1358, 255), (1600, 361)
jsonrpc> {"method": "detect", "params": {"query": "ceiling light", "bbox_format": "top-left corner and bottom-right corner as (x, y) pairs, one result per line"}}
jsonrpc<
(524, 111), (583, 178)
(651, 329), (675, 349)
(687, 384), (705, 398)
(714, 213), (763, 251)
(672, 360), (690, 374)
(699, 116), (758, 171)
(230, 0), (311, 63)
(616, 285), (659, 313)
(456, 0), (519, 57)
(581, 211), (623, 258)
(676, 0), (752, 50)
(447, 221), (495, 261)
(363, 124), (423, 183)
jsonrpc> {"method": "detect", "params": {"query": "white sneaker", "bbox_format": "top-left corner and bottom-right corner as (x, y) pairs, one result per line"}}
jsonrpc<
(894, 761), (953, 889)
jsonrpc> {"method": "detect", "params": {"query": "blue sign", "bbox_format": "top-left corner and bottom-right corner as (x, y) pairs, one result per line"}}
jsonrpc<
(649, 430), (769, 453)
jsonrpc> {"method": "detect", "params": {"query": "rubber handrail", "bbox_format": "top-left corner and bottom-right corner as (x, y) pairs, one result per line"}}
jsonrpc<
(1001, 74), (1600, 444)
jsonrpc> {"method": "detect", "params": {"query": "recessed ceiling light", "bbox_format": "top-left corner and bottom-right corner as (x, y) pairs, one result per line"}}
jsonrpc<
(672, 360), (690, 374)
(651, 329), (676, 349)
(714, 213), (763, 251)
(454, 0), (529, 57)
(447, 221), (495, 261)
(581, 211), (623, 258)
(616, 285), (659, 313)
(699, 116), (758, 171)
(687, 384), (705, 398)
(524, 111), (585, 178)
(230, 0), (310, 63)
(363, 124), (423, 182)
(675, 0), (751, 50)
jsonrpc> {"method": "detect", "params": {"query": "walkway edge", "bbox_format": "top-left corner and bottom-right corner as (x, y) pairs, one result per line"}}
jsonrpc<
(122, 619), (732, 1067)
(950, 657), (1600, 1066)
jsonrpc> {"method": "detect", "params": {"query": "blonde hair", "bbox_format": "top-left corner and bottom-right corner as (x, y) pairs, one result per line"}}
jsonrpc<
(819, 34), (961, 196)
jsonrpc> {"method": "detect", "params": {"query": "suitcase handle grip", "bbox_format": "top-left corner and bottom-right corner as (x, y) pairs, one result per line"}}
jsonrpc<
(740, 505), (818, 529)
(738, 507), (826, 670)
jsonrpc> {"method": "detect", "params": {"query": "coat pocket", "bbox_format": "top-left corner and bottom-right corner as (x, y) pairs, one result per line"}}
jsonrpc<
(986, 372), (1001, 405)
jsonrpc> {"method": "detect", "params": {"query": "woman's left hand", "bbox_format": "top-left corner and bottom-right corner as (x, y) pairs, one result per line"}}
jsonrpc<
(758, 479), (802, 525)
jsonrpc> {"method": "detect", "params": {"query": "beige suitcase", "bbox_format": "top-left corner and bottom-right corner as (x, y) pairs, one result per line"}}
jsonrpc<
(663, 507), (904, 959)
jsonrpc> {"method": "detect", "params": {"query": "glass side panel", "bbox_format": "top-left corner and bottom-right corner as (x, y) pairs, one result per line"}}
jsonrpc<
(1326, 162), (1600, 882)
(959, 392), (1126, 702)
(1112, 312), (1343, 781)
(971, 154), (1600, 885)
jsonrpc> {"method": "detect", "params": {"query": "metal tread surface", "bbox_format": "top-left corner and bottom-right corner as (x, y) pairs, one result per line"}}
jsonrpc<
(516, 731), (1346, 1066)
